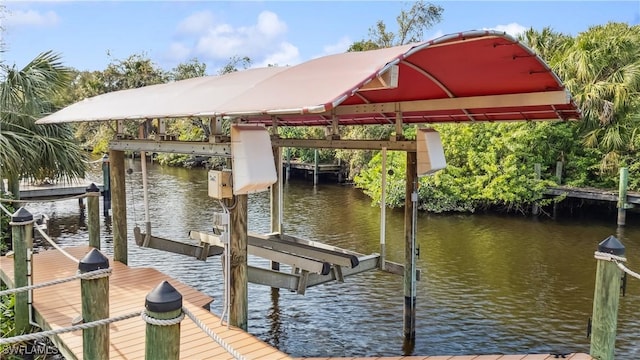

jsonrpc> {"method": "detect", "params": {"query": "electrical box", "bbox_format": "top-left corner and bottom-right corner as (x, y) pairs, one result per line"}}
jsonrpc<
(208, 170), (233, 199)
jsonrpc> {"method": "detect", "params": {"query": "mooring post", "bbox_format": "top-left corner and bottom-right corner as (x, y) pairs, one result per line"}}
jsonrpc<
(380, 148), (388, 270)
(617, 167), (629, 227)
(79, 248), (110, 360)
(102, 154), (111, 217)
(271, 146), (283, 273)
(145, 281), (183, 360)
(556, 161), (564, 185)
(404, 151), (418, 341)
(590, 235), (625, 360)
(86, 183), (101, 249)
(532, 163), (541, 215)
(229, 194), (248, 330)
(314, 149), (319, 186)
(285, 148), (291, 183)
(109, 149), (128, 265)
(10, 207), (34, 335)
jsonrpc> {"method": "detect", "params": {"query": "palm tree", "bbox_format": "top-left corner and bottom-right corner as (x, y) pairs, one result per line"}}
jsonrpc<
(555, 23), (640, 173)
(1, 51), (87, 198)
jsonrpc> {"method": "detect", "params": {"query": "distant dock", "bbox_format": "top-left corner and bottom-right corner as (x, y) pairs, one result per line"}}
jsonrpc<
(17, 179), (103, 200)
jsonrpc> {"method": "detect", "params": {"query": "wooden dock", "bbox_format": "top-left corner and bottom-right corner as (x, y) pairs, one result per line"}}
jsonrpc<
(546, 186), (640, 206)
(17, 179), (104, 200)
(0, 246), (291, 360)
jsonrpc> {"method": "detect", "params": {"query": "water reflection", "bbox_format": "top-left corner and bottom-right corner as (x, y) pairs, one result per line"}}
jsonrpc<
(23, 160), (640, 359)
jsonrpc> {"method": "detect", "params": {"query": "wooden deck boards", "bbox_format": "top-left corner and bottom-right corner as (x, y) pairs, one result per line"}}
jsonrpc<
(0, 246), (594, 360)
(0, 246), (291, 360)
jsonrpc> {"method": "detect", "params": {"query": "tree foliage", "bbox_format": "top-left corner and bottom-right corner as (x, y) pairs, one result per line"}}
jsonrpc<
(0, 51), (87, 197)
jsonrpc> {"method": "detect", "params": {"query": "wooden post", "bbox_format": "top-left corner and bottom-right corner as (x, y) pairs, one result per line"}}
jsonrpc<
(314, 149), (319, 186)
(285, 148), (291, 182)
(8, 174), (20, 200)
(590, 235), (625, 360)
(86, 183), (101, 249)
(532, 163), (541, 215)
(271, 146), (282, 273)
(10, 207), (34, 334)
(380, 148), (388, 270)
(229, 194), (248, 330)
(145, 281), (183, 360)
(555, 161), (564, 185)
(404, 151), (418, 341)
(102, 154), (111, 217)
(109, 149), (128, 265)
(79, 248), (110, 360)
(617, 167), (629, 227)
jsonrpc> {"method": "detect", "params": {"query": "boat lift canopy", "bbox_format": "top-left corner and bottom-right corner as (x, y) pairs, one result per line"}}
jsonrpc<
(36, 30), (580, 127)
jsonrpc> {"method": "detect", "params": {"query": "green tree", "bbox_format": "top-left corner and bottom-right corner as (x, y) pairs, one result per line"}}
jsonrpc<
(556, 23), (640, 174)
(0, 51), (87, 198)
(348, 0), (443, 51)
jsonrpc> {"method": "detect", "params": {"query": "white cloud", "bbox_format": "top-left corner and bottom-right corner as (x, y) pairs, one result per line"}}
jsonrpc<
(255, 42), (300, 67)
(166, 42), (191, 62)
(322, 36), (352, 56)
(484, 22), (527, 38)
(177, 10), (214, 35)
(5, 9), (60, 28)
(172, 10), (294, 68)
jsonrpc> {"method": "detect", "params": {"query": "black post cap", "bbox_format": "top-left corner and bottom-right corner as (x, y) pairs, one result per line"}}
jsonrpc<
(101, 154), (109, 162)
(11, 207), (33, 223)
(79, 248), (110, 273)
(146, 281), (182, 313)
(598, 235), (626, 256)
(86, 183), (100, 193)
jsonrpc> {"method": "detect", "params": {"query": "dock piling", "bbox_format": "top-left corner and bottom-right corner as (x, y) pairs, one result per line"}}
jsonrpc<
(590, 235), (625, 360)
(109, 149), (128, 265)
(102, 154), (111, 217)
(79, 248), (110, 360)
(86, 183), (101, 249)
(403, 151), (418, 341)
(617, 167), (629, 227)
(314, 149), (319, 186)
(144, 281), (183, 360)
(10, 207), (34, 335)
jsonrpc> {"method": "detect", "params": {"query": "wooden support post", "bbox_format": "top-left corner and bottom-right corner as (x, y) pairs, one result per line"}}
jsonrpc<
(404, 151), (418, 341)
(8, 174), (20, 200)
(590, 236), (625, 360)
(532, 163), (541, 215)
(145, 281), (183, 360)
(314, 149), (319, 186)
(86, 183), (101, 249)
(617, 167), (629, 227)
(79, 249), (110, 360)
(102, 154), (111, 217)
(109, 149), (128, 265)
(555, 161), (564, 184)
(10, 207), (34, 335)
(380, 148), (388, 270)
(229, 194), (248, 330)
(285, 148), (291, 182)
(271, 146), (283, 273)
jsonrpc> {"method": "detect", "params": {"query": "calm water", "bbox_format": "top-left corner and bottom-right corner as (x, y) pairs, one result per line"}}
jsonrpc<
(26, 159), (640, 359)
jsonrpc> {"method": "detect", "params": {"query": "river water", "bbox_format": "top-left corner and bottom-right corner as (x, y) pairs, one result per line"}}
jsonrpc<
(26, 159), (640, 359)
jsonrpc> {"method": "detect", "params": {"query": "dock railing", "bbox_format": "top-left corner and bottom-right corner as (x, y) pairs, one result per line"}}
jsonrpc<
(0, 205), (247, 360)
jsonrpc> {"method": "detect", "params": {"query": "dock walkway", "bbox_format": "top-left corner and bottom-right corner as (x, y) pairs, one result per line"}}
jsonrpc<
(0, 246), (290, 360)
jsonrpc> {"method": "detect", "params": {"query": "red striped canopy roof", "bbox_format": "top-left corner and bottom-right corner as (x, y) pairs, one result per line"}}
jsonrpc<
(36, 30), (580, 126)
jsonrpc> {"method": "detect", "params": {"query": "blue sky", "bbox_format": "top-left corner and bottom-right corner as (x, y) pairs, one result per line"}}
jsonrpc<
(2, 1), (639, 74)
